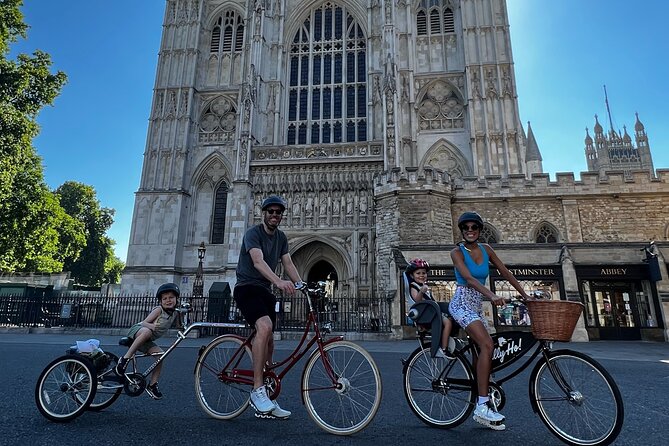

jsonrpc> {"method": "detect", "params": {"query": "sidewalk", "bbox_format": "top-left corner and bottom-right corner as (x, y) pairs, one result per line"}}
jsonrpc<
(1, 331), (667, 362)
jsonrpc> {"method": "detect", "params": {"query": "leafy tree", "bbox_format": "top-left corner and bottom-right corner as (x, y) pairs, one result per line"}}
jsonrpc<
(0, 0), (69, 272)
(56, 181), (122, 285)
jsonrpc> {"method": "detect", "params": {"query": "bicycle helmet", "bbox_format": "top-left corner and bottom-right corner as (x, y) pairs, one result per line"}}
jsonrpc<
(261, 195), (286, 212)
(405, 258), (430, 275)
(457, 211), (484, 230)
(156, 282), (180, 300)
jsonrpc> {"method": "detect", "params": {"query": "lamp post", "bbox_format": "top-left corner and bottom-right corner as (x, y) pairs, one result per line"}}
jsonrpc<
(193, 242), (206, 298)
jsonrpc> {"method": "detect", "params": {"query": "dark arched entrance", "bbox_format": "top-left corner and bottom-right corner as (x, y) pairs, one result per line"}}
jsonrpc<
(307, 260), (337, 285)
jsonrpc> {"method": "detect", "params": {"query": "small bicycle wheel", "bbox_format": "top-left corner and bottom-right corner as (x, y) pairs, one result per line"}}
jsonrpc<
(88, 352), (122, 411)
(302, 340), (382, 435)
(530, 349), (624, 446)
(194, 335), (253, 419)
(35, 355), (97, 422)
(403, 347), (475, 428)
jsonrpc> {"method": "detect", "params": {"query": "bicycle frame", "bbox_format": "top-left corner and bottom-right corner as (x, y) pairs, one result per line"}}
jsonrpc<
(212, 285), (344, 397)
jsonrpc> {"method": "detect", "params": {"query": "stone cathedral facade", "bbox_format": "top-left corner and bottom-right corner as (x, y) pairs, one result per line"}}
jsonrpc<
(123, 0), (669, 342)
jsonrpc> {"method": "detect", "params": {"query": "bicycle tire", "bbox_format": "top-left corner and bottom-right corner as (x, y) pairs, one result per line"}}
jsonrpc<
(529, 349), (624, 446)
(302, 340), (382, 435)
(403, 346), (475, 428)
(87, 352), (122, 411)
(35, 354), (97, 422)
(194, 335), (253, 420)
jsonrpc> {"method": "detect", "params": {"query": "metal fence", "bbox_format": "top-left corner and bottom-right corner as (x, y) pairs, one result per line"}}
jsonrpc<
(0, 292), (391, 333)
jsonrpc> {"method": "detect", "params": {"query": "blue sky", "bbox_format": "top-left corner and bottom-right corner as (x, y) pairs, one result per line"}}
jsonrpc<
(10, 1), (669, 262)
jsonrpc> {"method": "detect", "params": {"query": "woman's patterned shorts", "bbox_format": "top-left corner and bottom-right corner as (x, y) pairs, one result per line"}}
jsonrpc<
(448, 286), (487, 329)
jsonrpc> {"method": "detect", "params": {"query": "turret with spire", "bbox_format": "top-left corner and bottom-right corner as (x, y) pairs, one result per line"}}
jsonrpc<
(525, 121), (543, 175)
(584, 87), (655, 177)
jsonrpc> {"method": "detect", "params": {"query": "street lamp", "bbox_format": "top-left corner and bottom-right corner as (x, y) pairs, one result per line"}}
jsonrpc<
(193, 242), (206, 298)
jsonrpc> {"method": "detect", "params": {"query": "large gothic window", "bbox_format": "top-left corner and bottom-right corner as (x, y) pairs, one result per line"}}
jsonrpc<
(211, 182), (229, 244)
(205, 11), (245, 87)
(287, 3), (367, 145)
(416, 1), (455, 36)
(535, 223), (559, 243)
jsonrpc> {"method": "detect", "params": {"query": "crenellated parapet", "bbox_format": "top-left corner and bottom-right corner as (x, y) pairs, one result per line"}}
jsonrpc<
(373, 167), (453, 197)
(454, 169), (669, 199)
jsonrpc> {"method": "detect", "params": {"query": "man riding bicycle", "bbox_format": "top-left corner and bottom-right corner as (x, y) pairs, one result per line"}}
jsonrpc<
(233, 195), (302, 419)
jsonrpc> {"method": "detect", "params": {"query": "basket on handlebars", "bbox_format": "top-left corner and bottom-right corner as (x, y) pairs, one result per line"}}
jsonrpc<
(526, 299), (584, 342)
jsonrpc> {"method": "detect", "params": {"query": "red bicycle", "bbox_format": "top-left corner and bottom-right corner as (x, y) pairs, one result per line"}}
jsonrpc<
(193, 282), (382, 435)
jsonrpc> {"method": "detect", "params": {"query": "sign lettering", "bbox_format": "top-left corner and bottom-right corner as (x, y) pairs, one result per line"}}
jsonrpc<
(492, 336), (523, 364)
(600, 268), (627, 276)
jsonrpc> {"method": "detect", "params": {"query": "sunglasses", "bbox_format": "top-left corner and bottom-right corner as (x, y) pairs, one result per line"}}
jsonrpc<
(460, 224), (481, 231)
(266, 209), (284, 216)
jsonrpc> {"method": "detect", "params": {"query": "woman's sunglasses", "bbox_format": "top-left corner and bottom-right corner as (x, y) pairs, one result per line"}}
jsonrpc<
(460, 224), (481, 231)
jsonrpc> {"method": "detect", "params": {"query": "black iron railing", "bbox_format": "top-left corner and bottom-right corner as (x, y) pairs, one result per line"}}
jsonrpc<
(0, 292), (391, 333)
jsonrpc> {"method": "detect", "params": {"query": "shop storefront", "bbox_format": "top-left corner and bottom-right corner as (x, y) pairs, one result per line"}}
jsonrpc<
(576, 265), (663, 341)
(402, 265), (565, 334)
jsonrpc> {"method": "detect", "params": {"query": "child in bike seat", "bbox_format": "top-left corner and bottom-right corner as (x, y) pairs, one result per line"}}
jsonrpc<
(405, 259), (455, 359)
(114, 282), (181, 400)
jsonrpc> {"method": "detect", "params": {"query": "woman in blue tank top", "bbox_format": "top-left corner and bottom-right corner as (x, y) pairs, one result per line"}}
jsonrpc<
(449, 212), (530, 430)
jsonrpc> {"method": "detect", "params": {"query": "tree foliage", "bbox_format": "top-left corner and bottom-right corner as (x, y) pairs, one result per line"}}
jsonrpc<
(0, 1), (124, 283)
(0, 0), (69, 273)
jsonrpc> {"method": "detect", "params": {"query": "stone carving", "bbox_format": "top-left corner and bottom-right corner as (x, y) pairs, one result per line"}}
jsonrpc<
(486, 69), (498, 98)
(360, 234), (368, 263)
(383, 54), (396, 94)
(471, 70), (481, 99)
(502, 66), (513, 97)
(346, 192), (354, 215)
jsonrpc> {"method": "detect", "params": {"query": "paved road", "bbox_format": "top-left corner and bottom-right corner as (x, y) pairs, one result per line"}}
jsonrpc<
(2, 333), (668, 446)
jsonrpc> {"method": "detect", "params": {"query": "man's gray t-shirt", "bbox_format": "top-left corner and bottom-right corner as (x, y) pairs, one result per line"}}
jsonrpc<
(236, 224), (289, 289)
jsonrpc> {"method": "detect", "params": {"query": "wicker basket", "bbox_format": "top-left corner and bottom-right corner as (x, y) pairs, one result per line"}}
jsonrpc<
(527, 300), (584, 342)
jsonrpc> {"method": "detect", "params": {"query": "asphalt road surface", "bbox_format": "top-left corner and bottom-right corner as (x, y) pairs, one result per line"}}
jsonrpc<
(1, 334), (668, 446)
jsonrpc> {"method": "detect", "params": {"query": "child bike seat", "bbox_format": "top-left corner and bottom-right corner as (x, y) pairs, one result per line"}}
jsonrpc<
(408, 300), (443, 358)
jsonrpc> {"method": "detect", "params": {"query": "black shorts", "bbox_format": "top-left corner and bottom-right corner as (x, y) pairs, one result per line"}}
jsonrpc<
(233, 284), (276, 328)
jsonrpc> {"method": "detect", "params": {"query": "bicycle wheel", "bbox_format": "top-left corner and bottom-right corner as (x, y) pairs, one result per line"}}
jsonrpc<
(35, 355), (97, 422)
(194, 335), (253, 419)
(403, 346), (475, 428)
(530, 349), (624, 446)
(88, 352), (122, 411)
(302, 340), (382, 435)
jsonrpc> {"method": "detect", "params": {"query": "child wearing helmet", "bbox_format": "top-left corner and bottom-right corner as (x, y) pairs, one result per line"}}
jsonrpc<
(114, 282), (181, 400)
(449, 212), (530, 430)
(405, 258), (456, 359)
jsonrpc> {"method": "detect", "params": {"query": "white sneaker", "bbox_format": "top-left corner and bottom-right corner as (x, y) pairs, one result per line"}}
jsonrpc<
(255, 400), (291, 419)
(250, 386), (276, 414)
(473, 402), (506, 430)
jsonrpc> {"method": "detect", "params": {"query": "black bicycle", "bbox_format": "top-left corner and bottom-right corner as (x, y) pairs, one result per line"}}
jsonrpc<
(402, 300), (624, 446)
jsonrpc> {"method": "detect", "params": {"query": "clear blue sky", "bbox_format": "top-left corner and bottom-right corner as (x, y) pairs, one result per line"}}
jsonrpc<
(10, 1), (669, 262)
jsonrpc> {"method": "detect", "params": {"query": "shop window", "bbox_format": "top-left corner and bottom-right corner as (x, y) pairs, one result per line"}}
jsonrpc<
(492, 280), (560, 327)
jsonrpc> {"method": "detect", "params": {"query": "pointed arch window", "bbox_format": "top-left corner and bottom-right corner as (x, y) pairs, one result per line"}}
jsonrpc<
(211, 182), (229, 244)
(287, 3), (367, 145)
(210, 11), (245, 57)
(480, 224), (498, 244)
(417, 1), (455, 36)
(535, 223), (559, 243)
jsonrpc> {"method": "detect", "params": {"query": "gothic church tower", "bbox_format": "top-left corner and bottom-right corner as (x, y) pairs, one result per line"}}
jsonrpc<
(122, 0), (537, 297)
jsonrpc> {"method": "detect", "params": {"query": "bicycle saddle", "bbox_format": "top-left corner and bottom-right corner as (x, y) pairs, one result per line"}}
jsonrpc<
(118, 337), (132, 347)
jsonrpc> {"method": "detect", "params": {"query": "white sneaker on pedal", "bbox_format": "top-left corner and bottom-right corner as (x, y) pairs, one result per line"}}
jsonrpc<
(473, 402), (506, 430)
(250, 386), (276, 414)
(255, 400), (291, 419)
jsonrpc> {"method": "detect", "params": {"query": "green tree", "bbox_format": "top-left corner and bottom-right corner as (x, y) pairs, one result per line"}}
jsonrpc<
(56, 181), (122, 285)
(0, 0), (69, 272)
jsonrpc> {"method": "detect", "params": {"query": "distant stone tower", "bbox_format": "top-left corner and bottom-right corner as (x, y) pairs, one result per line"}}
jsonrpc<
(121, 0), (540, 295)
(584, 90), (654, 176)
